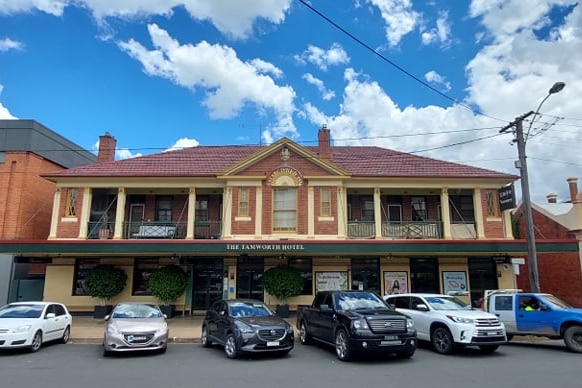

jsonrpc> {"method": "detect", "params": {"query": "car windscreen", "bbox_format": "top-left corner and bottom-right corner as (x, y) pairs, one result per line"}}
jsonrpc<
(335, 292), (387, 311)
(111, 304), (163, 318)
(425, 296), (471, 311)
(230, 302), (273, 317)
(540, 294), (572, 309)
(0, 304), (44, 318)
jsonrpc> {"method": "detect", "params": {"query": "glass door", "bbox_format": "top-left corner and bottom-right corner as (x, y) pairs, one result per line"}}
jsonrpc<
(190, 259), (224, 311)
(236, 256), (264, 301)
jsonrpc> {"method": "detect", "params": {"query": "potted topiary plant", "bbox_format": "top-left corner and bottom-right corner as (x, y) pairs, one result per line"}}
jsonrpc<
(147, 264), (189, 318)
(261, 264), (303, 318)
(83, 264), (128, 318)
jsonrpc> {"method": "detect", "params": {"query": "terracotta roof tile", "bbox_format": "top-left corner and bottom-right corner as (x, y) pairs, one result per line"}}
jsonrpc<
(43, 144), (516, 180)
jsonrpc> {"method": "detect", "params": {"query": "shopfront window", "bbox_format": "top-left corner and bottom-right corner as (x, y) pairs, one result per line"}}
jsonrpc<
(410, 258), (439, 293)
(351, 258), (380, 292)
(73, 259), (99, 296)
(289, 257), (313, 295)
(132, 258), (160, 295)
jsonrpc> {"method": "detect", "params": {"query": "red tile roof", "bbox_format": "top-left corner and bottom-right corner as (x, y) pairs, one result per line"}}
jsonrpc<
(43, 145), (517, 180)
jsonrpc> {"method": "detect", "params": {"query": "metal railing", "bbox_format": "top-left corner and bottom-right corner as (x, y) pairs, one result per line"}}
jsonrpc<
(346, 221), (444, 239)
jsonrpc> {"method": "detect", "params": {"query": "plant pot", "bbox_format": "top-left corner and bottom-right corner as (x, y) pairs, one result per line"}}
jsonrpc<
(159, 305), (174, 319)
(94, 305), (113, 319)
(275, 304), (290, 318)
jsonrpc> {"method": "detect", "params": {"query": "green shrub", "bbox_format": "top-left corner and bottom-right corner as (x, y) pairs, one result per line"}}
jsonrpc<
(262, 264), (303, 302)
(148, 265), (189, 305)
(83, 264), (127, 305)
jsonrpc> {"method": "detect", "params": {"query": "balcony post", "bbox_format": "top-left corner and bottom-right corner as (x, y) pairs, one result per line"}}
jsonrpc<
(113, 187), (126, 239)
(337, 187), (346, 238)
(78, 187), (92, 239)
(48, 187), (61, 239)
(374, 187), (382, 239)
(440, 188), (452, 239)
(186, 187), (196, 239)
(473, 188), (485, 239)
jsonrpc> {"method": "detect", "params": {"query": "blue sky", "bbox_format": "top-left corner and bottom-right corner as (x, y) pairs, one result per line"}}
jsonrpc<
(0, 1), (581, 203)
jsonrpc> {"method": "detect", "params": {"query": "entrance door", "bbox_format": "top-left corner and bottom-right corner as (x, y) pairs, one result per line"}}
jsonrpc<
(128, 204), (145, 238)
(236, 256), (264, 301)
(191, 259), (224, 311)
(469, 258), (498, 307)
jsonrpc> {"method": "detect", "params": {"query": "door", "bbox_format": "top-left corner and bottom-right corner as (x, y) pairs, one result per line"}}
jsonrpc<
(128, 204), (145, 237)
(490, 295), (518, 333)
(191, 259), (224, 311)
(515, 295), (558, 335)
(236, 256), (264, 301)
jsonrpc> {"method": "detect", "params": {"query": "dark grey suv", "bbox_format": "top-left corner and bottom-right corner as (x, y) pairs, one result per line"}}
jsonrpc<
(201, 299), (294, 359)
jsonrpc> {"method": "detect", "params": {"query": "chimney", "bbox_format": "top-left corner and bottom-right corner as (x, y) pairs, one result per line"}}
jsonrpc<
(567, 177), (579, 203)
(98, 132), (117, 163)
(318, 124), (331, 159)
(546, 193), (558, 203)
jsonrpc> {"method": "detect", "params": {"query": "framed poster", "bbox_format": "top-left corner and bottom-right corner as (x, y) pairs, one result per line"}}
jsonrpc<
(384, 271), (409, 295)
(442, 271), (468, 294)
(316, 272), (349, 291)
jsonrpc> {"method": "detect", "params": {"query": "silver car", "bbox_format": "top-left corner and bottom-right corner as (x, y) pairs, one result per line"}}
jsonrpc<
(103, 303), (169, 356)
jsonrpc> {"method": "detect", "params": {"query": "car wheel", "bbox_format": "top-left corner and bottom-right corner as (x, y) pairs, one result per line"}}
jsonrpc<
(478, 345), (499, 354)
(224, 333), (238, 359)
(335, 329), (351, 361)
(29, 331), (42, 353)
(431, 327), (454, 354)
(201, 325), (212, 348)
(299, 321), (312, 345)
(564, 325), (582, 353)
(60, 326), (71, 344)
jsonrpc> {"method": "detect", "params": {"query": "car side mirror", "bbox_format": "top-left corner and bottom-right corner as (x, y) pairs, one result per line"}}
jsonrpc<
(320, 304), (332, 313)
(416, 304), (429, 312)
(104, 315), (111, 321)
(45, 313), (56, 319)
(220, 310), (226, 316)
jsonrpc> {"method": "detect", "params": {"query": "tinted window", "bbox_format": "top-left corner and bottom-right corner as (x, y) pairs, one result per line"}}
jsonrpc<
(390, 297), (410, 309)
(494, 295), (513, 311)
(53, 304), (67, 316)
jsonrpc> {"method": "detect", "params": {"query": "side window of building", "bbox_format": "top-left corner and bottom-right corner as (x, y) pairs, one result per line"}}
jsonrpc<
(361, 198), (374, 221)
(411, 197), (427, 221)
(73, 259), (99, 296)
(273, 187), (297, 232)
(320, 187), (331, 217)
(65, 188), (78, 217)
(132, 258), (159, 295)
(238, 187), (249, 217)
(289, 257), (313, 295)
(486, 190), (500, 218)
(156, 196), (173, 222)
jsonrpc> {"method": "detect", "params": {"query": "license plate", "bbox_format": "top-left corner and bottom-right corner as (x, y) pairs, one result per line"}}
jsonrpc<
(380, 340), (401, 346)
(266, 341), (280, 347)
(133, 336), (147, 340)
(384, 335), (398, 340)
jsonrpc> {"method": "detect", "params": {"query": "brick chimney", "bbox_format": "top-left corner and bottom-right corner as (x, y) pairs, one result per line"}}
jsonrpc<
(567, 177), (579, 203)
(546, 193), (558, 203)
(318, 124), (331, 159)
(98, 132), (116, 163)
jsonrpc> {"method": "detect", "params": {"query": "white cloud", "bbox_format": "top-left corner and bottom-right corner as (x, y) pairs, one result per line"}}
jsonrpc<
(302, 73), (335, 101)
(367, 0), (420, 47)
(424, 70), (451, 92)
(0, 84), (16, 119)
(165, 137), (200, 151)
(295, 43), (350, 71)
(118, 24), (297, 141)
(0, 37), (23, 51)
(421, 10), (452, 47)
(93, 139), (141, 160)
(249, 59), (283, 78)
(0, 0), (68, 16)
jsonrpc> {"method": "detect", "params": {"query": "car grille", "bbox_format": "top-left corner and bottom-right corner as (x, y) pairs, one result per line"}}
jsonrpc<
(475, 318), (501, 327)
(123, 332), (155, 344)
(367, 318), (407, 334)
(257, 328), (287, 341)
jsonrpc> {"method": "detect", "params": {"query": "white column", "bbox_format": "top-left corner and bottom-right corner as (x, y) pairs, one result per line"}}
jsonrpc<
(113, 188), (126, 239)
(503, 210), (514, 239)
(186, 187), (196, 239)
(254, 186), (263, 238)
(222, 187), (232, 238)
(337, 187), (346, 238)
(308, 186), (315, 238)
(78, 187), (92, 239)
(374, 187), (382, 239)
(473, 188), (485, 239)
(49, 188), (61, 239)
(440, 188), (452, 239)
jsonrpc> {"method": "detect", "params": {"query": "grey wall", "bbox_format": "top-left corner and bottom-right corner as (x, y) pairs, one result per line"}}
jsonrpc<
(0, 254), (13, 305)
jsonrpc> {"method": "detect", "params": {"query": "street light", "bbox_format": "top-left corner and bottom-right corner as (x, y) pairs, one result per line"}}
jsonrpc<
(500, 81), (566, 293)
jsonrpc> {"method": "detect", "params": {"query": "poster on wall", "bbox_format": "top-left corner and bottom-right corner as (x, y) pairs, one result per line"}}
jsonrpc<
(442, 271), (468, 295)
(384, 271), (409, 295)
(316, 272), (349, 291)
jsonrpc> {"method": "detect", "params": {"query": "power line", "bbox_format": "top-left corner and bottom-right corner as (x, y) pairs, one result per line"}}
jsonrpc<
(297, 0), (507, 124)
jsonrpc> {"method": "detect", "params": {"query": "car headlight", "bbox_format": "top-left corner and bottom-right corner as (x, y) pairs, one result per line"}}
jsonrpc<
(446, 315), (474, 324)
(106, 324), (120, 335)
(285, 324), (294, 334)
(406, 318), (415, 330)
(9, 325), (33, 333)
(156, 322), (168, 335)
(352, 319), (369, 330)
(237, 322), (255, 339)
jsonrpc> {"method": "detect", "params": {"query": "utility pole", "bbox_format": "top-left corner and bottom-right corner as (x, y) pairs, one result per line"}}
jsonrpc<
(500, 111), (540, 292)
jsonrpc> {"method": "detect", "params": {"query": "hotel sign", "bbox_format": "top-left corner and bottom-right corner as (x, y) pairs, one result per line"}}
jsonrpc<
(226, 243), (305, 252)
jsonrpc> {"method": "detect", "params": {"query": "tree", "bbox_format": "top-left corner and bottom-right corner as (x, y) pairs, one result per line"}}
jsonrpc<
(148, 265), (189, 306)
(262, 264), (303, 302)
(83, 264), (127, 306)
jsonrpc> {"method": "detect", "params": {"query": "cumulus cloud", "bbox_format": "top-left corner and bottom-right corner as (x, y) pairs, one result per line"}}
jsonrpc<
(294, 43), (350, 71)
(165, 137), (200, 151)
(0, 0), (68, 16)
(118, 24), (297, 140)
(93, 139), (141, 160)
(0, 37), (23, 51)
(0, 84), (16, 119)
(424, 70), (451, 92)
(421, 10), (452, 47)
(302, 73), (335, 101)
(367, 0), (420, 47)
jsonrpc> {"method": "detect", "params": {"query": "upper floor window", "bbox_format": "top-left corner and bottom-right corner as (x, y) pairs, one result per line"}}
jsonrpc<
(320, 187), (331, 217)
(238, 188), (249, 217)
(273, 188), (297, 232)
(156, 196), (173, 222)
(65, 188), (78, 217)
(450, 195), (475, 222)
(196, 198), (209, 221)
(411, 197), (427, 221)
(486, 190), (500, 218)
(361, 197), (374, 221)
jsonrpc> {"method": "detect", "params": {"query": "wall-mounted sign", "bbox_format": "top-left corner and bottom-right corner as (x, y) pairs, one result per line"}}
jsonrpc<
(316, 272), (348, 291)
(498, 184), (516, 211)
(442, 271), (468, 295)
(383, 271), (409, 295)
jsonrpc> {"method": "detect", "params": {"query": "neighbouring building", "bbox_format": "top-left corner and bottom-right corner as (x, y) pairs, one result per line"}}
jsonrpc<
(0, 119), (97, 304)
(0, 125), (577, 313)
(513, 177), (582, 306)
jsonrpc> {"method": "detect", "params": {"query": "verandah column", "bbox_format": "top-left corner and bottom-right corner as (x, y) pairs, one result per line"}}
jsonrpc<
(473, 188), (485, 239)
(113, 187), (126, 239)
(186, 187), (196, 239)
(48, 187), (61, 239)
(78, 187), (92, 239)
(374, 187), (382, 239)
(440, 188), (452, 239)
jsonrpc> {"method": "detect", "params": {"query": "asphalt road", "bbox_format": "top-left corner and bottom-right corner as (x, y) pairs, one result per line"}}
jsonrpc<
(0, 340), (578, 388)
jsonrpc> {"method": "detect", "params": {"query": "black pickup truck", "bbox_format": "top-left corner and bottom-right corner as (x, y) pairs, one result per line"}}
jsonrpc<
(296, 290), (417, 361)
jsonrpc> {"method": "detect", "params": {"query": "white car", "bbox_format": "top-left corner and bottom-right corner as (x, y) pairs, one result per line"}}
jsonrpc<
(0, 302), (72, 352)
(384, 293), (506, 354)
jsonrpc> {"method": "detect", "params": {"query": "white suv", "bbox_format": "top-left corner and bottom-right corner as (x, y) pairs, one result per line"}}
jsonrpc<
(384, 293), (506, 354)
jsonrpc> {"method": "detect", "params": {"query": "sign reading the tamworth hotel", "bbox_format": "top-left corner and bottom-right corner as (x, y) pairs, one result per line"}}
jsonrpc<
(226, 243), (306, 252)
